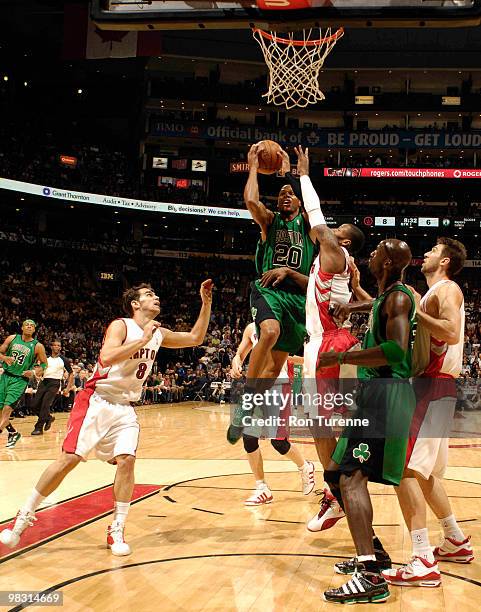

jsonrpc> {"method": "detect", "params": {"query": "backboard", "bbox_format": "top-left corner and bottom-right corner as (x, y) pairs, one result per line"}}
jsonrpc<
(92, 1), (481, 30)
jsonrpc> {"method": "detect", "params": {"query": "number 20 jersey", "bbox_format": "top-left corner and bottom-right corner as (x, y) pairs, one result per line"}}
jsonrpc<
(86, 318), (163, 404)
(258, 212), (316, 292)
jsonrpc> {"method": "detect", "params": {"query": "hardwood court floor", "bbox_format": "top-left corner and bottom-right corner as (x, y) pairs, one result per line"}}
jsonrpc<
(0, 402), (480, 611)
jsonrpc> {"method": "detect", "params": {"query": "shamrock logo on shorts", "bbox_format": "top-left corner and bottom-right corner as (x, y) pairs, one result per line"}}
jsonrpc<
(251, 307), (257, 321)
(353, 443), (370, 463)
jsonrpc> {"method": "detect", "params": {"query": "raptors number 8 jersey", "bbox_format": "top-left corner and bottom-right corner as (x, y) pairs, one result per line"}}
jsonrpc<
(87, 318), (163, 404)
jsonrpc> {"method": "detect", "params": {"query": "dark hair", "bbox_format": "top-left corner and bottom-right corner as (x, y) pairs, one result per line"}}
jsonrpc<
(122, 283), (152, 316)
(437, 237), (467, 277)
(345, 224), (366, 255)
(51, 338), (61, 344)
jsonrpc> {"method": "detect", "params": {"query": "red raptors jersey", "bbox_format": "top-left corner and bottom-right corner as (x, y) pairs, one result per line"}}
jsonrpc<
(306, 247), (352, 338)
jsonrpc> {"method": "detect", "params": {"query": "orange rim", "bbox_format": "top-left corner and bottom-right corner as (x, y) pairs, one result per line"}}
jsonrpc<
(252, 26), (344, 47)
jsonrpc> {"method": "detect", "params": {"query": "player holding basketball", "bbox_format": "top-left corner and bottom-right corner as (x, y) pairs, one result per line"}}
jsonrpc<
(382, 238), (474, 588)
(0, 320), (48, 448)
(317, 239), (416, 604)
(295, 145), (367, 532)
(0, 281), (213, 556)
(227, 142), (317, 444)
(231, 322), (315, 505)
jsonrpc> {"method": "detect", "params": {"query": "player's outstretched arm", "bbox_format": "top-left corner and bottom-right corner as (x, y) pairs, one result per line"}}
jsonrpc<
(295, 146), (346, 271)
(416, 282), (463, 345)
(231, 322), (255, 379)
(100, 319), (161, 366)
(317, 291), (412, 369)
(161, 279), (214, 349)
(260, 267), (308, 291)
(0, 334), (16, 365)
(244, 143), (274, 236)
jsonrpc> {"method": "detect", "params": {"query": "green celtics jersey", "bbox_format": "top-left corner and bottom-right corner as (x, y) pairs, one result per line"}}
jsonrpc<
(258, 212), (316, 292)
(360, 284), (415, 380)
(3, 334), (38, 377)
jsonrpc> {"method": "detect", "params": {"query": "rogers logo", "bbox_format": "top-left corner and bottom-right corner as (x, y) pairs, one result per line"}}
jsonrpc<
(454, 170), (462, 178)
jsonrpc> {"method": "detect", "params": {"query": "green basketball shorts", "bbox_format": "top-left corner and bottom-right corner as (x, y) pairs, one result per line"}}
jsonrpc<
(250, 280), (306, 355)
(0, 372), (28, 410)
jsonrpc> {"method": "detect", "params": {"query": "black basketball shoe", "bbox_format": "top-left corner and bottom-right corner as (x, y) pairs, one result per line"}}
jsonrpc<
(324, 566), (390, 604)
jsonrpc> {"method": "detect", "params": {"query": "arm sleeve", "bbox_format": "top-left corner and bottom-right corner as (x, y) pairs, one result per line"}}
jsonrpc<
(300, 175), (326, 226)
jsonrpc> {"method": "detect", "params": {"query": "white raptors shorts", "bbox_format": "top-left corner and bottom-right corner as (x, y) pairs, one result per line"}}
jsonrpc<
(407, 396), (456, 480)
(304, 329), (360, 419)
(63, 389), (140, 462)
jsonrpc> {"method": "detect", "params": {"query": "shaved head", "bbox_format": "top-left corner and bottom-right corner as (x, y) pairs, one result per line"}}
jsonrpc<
(369, 239), (412, 281)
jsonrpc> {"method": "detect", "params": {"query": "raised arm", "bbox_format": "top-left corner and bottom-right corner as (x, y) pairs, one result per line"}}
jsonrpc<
(160, 279), (213, 349)
(244, 143), (274, 238)
(416, 282), (463, 345)
(230, 322), (255, 379)
(296, 146), (346, 273)
(350, 258), (374, 301)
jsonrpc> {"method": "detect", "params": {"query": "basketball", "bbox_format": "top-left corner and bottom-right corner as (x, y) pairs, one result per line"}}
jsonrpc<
(256, 140), (283, 174)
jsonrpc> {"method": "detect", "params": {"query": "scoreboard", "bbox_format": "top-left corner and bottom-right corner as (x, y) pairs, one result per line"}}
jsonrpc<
(334, 216), (481, 231)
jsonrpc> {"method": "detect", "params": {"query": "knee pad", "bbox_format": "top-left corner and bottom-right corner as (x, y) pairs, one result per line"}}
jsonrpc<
(243, 434), (259, 454)
(270, 438), (291, 456)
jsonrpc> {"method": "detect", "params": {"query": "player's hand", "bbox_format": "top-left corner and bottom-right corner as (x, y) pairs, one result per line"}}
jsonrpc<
(316, 350), (339, 370)
(1, 356), (14, 366)
(62, 389), (70, 396)
(247, 143), (263, 170)
(22, 370), (34, 378)
(142, 320), (162, 344)
(230, 354), (244, 379)
(349, 257), (361, 290)
(294, 145), (309, 176)
(200, 279), (214, 304)
(260, 267), (289, 288)
(277, 148), (290, 176)
(329, 303), (351, 324)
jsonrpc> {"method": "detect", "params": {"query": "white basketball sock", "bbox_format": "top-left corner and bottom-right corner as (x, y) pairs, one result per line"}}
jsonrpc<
(256, 480), (268, 489)
(439, 514), (465, 542)
(22, 488), (45, 514)
(113, 501), (130, 525)
(411, 528), (434, 563)
(357, 554), (376, 562)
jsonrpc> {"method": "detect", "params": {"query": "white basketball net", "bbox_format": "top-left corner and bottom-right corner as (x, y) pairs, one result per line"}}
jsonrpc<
(253, 27), (343, 110)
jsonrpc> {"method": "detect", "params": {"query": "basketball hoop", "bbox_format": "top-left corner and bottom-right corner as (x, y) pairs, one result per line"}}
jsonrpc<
(252, 26), (344, 110)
